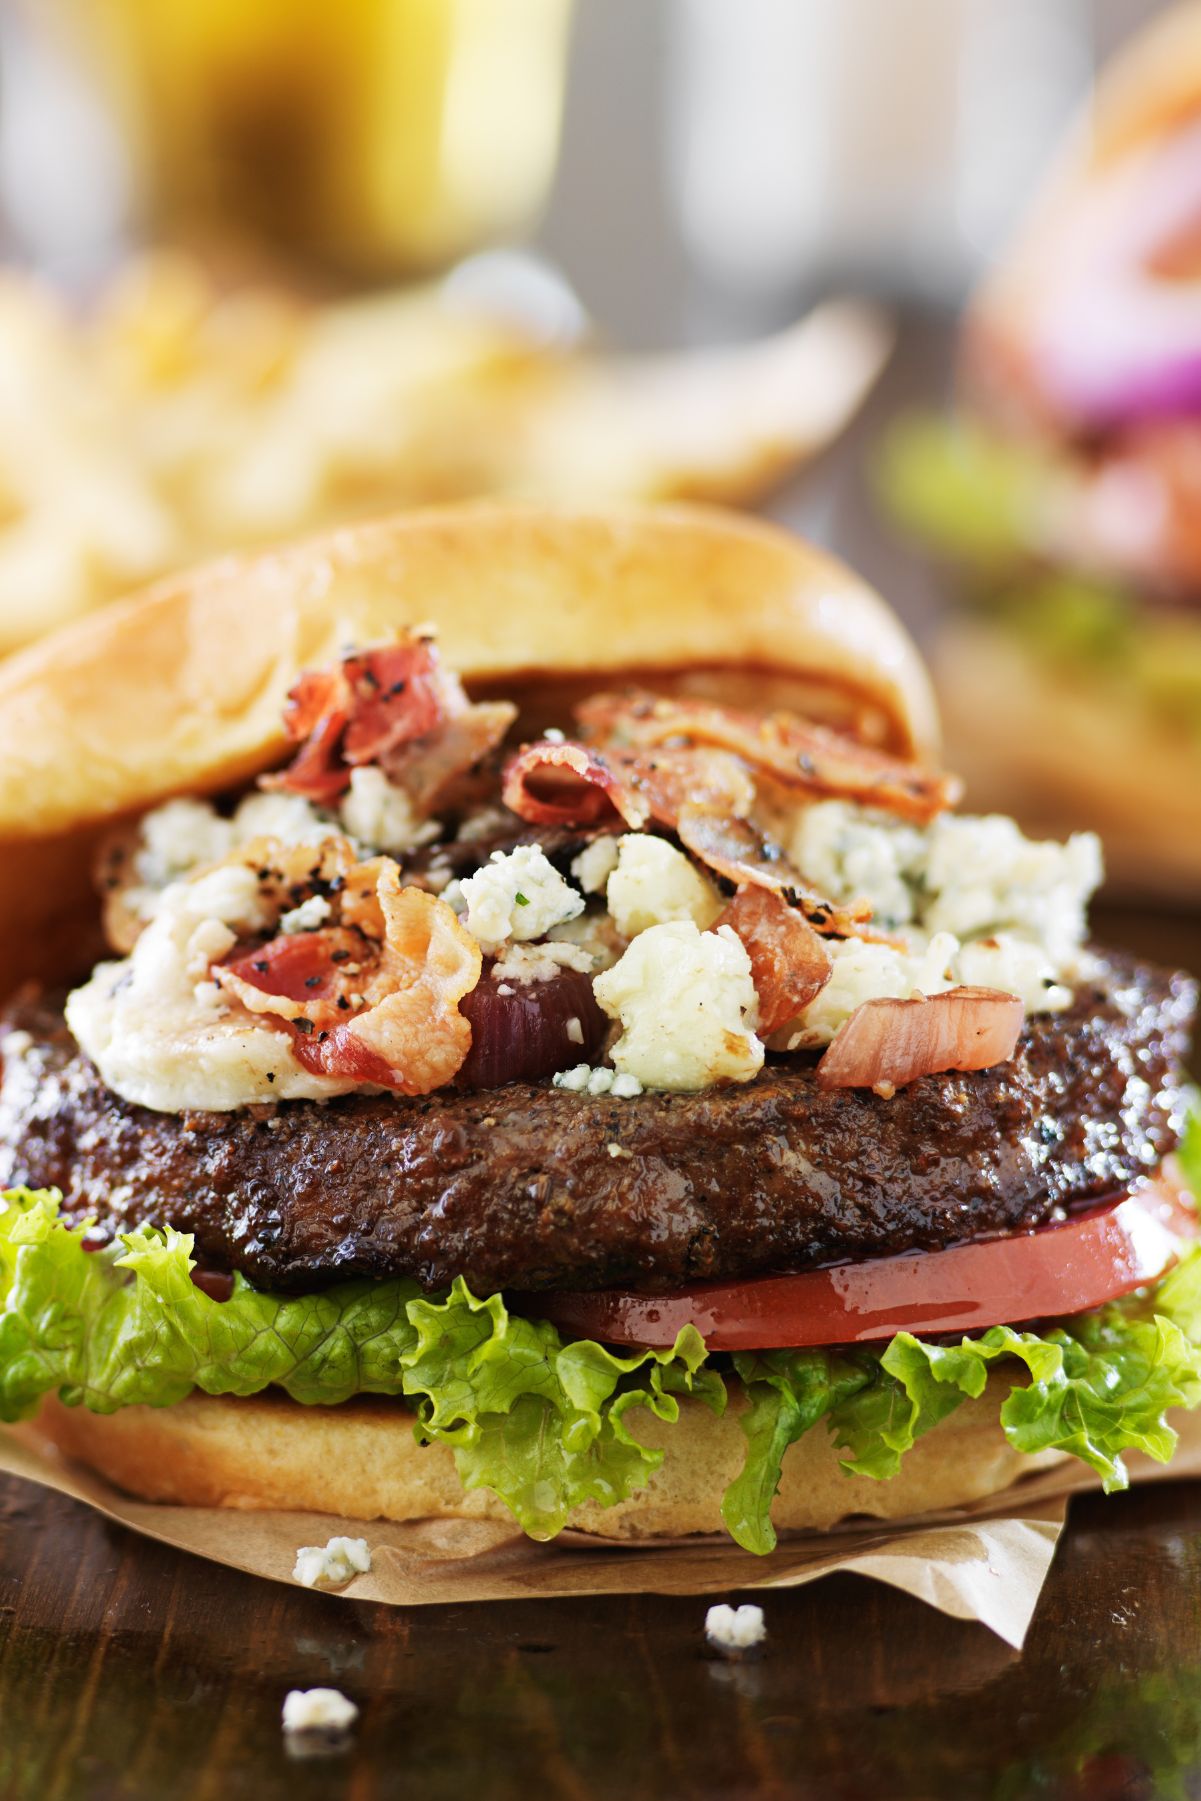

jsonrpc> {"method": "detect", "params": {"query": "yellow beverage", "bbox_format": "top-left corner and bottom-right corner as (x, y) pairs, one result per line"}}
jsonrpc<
(83, 0), (572, 274)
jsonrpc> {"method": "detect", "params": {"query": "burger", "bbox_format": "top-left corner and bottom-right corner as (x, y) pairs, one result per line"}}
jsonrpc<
(0, 503), (1197, 1553)
(880, 1), (1201, 897)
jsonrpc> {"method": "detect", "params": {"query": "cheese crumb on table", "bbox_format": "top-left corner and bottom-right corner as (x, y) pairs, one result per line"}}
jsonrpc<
(705, 1603), (767, 1652)
(281, 1688), (359, 1734)
(292, 1535), (372, 1589)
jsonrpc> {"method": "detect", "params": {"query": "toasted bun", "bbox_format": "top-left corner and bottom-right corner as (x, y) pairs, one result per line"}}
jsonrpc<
(0, 502), (938, 998)
(936, 617), (1201, 898)
(34, 1378), (1065, 1540)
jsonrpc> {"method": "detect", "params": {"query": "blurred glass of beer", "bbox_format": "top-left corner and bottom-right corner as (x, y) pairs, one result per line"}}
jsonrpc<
(83, 0), (573, 275)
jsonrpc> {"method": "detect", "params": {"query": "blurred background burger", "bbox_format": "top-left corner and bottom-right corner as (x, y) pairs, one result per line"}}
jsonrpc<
(882, 1), (1201, 897)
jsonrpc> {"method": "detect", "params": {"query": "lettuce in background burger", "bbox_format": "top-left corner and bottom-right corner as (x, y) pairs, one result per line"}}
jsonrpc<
(881, 1), (1201, 899)
(0, 503), (1198, 1554)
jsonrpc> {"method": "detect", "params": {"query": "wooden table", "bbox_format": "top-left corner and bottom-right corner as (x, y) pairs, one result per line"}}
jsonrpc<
(4, 1472), (1201, 1800)
(4, 311), (1201, 1800)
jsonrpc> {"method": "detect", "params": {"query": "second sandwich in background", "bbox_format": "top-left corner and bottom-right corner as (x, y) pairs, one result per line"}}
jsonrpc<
(882, 0), (1201, 899)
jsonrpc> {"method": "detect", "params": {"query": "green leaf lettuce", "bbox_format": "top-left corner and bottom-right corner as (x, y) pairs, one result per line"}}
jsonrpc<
(3, 1185), (1201, 1553)
(0, 1189), (720, 1540)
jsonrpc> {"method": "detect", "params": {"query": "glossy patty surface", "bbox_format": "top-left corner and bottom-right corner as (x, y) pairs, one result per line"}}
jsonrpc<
(0, 953), (1193, 1296)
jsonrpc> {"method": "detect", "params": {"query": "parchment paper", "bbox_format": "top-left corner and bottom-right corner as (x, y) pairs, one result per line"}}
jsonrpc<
(5, 1413), (1201, 1648)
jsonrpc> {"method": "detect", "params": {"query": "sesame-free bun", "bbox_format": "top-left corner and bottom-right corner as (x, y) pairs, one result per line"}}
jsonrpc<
(34, 1376), (1065, 1541)
(0, 502), (938, 997)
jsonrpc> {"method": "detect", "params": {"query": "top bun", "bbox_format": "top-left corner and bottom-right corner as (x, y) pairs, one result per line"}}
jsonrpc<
(0, 502), (938, 995)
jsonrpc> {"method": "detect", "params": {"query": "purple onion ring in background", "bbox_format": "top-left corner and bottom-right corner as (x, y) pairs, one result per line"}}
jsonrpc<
(1031, 117), (1201, 430)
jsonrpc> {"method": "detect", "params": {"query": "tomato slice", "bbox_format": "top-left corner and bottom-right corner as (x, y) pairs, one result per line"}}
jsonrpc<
(522, 1173), (1197, 1351)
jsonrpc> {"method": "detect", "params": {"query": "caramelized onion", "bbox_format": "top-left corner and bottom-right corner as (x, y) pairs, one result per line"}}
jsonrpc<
(458, 965), (608, 1090)
(816, 986), (1023, 1093)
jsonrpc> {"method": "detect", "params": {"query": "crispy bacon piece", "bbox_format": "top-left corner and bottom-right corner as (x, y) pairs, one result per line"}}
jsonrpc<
(265, 634), (513, 809)
(267, 709), (349, 806)
(815, 986), (1024, 1094)
(267, 641), (448, 803)
(676, 806), (872, 938)
(717, 886), (832, 1034)
(502, 736), (866, 937)
(577, 691), (960, 823)
(217, 859), (481, 1095)
(501, 739), (755, 835)
(341, 643), (446, 762)
(383, 702), (516, 813)
(501, 741), (652, 830)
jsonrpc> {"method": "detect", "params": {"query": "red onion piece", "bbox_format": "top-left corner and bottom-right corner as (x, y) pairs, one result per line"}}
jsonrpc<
(458, 965), (607, 1090)
(1029, 117), (1201, 430)
(816, 986), (1023, 1093)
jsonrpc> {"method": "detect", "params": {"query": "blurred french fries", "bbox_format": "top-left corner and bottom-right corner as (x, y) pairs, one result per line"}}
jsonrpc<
(0, 254), (891, 652)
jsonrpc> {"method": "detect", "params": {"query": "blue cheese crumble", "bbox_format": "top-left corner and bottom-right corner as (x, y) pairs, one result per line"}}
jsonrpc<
(553, 1063), (644, 1097)
(593, 921), (763, 1091)
(292, 1535), (372, 1589)
(458, 845), (584, 953)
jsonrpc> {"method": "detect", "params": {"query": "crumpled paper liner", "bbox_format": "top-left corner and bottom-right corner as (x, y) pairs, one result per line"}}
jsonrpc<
(5, 1412), (1201, 1649)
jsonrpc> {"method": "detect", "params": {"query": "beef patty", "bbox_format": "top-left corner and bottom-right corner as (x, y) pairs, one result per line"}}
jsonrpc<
(0, 953), (1193, 1297)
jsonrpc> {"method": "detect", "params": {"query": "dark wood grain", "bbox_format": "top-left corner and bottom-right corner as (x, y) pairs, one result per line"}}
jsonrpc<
(4, 1472), (1201, 1801)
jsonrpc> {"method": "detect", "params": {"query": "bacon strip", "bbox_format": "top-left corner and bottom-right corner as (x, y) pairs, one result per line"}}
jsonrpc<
(265, 633), (512, 809)
(577, 691), (960, 823)
(676, 807), (872, 938)
(501, 741), (652, 830)
(816, 986), (1023, 1093)
(341, 642), (446, 763)
(502, 737), (865, 936)
(383, 701), (516, 814)
(717, 886), (832, 1034)
(217, 858), (481, 1095)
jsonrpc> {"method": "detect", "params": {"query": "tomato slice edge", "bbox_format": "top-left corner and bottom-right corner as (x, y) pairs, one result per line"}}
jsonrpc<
(521, 1172), (1198, 1351)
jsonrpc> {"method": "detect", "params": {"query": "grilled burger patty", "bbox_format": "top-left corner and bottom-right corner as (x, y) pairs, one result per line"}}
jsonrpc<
(0, 952), (1193, 1296)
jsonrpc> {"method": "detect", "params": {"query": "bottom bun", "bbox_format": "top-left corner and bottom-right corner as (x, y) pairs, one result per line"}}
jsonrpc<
(935, 618), (1201, 901)
(36, 1379), (1066, 1539)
